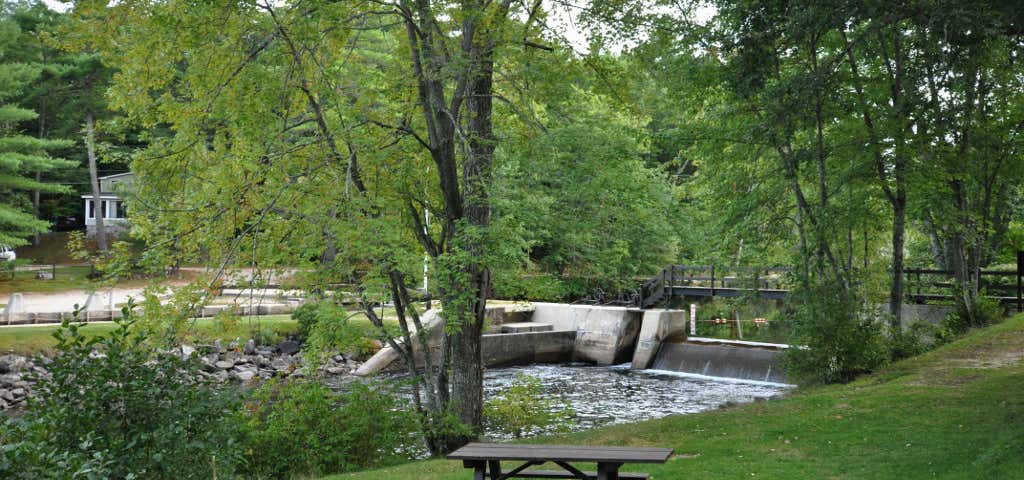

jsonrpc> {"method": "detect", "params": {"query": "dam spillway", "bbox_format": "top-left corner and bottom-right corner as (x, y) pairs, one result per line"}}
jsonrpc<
(650, 337), (788, 384)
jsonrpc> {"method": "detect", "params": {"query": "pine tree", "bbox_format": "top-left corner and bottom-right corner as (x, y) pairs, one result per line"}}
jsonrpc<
(0, 15), (72, 247)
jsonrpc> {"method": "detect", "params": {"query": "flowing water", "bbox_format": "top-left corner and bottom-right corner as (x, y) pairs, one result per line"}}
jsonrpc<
(331, 363), (791, 441)
(480, 363), (789, 438)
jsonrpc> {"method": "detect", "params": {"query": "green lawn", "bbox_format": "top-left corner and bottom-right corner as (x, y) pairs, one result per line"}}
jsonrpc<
(0, 265), (195, 296)
(327, 316), (1024, 480)
(0, 265), (96, 296)
(0, 315), (302, 355)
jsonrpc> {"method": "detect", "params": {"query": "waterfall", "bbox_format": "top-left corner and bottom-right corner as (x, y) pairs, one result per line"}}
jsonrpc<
(649, 338), (788, 384)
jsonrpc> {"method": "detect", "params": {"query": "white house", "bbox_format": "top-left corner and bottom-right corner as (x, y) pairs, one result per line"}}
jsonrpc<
(82, 172), (134, 236)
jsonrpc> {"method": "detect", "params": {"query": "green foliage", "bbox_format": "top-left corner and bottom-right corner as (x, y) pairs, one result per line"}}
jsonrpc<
(239, 379), (415, 479)
(299, 300), (379, 368)
(483, 373), (574, 439)
(492, 89), (679, 294)
(938, 293), (1004, 341)
(886, 322), (937, 361)
(784, 281), (889, 385)
(1, 308), (243, 479)
(292, 300), (322, 337)
(0, 9), (74, 247)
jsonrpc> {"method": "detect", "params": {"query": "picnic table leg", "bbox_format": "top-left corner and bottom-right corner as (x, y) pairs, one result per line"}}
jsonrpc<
(488, 460), (502, 479)
(596, 462), (622, 480)
(468, 460), (486, 480)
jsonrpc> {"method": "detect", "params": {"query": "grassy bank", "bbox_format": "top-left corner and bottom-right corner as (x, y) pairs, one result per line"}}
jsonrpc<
(329, 316), (1024, 480)
(0, 315), (302, 355)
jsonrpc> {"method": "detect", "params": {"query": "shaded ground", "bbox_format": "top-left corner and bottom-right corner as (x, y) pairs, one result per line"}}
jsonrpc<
(326, 316), (1024, 480)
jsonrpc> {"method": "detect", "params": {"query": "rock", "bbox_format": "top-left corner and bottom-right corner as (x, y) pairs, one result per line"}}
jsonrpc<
(212, 370), (229, 382)
(234, 370), (256, 382)
(0, 389), (11, 401)
(270, 359), (290, 372)
(180, 345), (196, 358)
(255, 355), (269, 367)
(0, 374), (21, 387)
(213, 339), (224, 353)
(243, 339), (257, 355)
(200, 359), (217, 373)
(228, 340), (239, 351)
(325, 366), (346, 375)
(333, 355), (345, 363)
(277, 340), (300, 355)
(10, 388), (26, 398)
(214, 360), (235, 370)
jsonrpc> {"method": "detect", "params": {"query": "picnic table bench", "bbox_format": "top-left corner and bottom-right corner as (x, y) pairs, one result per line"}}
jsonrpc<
(448, 443), (673, 480)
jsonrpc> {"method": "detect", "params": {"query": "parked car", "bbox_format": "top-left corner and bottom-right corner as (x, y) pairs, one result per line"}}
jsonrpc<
(0, 246), (15, 262)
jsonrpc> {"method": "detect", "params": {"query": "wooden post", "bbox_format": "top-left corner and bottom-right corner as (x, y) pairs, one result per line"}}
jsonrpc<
(1016, 250), (1022, 313)
(710, 265), (716, 297)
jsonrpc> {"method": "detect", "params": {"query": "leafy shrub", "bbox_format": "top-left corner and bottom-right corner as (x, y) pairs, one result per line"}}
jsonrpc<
(292, 300), (322, 337)
(784, 281), (889, 385)
(887, 321), (937, 361)
(483, 373), (574, 439)
(239, 379), (416, 479)
(939, 292), (1003, 341)
(1, 311), (243, 479)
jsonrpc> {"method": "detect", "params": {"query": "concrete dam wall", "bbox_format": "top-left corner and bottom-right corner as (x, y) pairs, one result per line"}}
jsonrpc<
(650, 338), (788, 384)
(356, 302), (789, 384)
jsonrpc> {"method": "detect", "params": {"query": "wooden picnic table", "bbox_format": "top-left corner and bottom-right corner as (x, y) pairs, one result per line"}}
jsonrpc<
(448, 443), (673, 480)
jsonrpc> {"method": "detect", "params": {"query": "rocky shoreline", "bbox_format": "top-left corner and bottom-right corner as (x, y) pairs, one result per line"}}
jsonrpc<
(0, 340), (364, 410)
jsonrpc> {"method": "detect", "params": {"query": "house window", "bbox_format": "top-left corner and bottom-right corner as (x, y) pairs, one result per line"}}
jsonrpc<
(115, 201), (126, 219)
(87, 201), (94, 219)
(101, 201), (108, 219)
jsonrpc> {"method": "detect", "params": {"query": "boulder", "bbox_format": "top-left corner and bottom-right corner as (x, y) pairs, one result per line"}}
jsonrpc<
(214, 360), (235, 370)
(277, 340), (301, 355)
(243, 339), (257, 355)
(234, 370), (256, 382)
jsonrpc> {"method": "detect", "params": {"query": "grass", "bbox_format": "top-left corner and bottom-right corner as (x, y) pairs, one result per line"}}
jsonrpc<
(0, 265), (194, 296)
(0, 315), (302, 355)
(325, 315), (1024, 480)
(0, 265), (96, 296)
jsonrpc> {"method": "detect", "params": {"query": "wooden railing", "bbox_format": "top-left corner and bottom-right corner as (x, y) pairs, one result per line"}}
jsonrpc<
(638, 265), (792, 308)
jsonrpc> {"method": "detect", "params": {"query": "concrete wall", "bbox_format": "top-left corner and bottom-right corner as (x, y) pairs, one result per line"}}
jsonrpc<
(631, 309), (688, 369)
(651, 338), (788, 384)
(874, 303), (955, 328)
(482, 330), (576, 367)
(533, 303), (661, 366)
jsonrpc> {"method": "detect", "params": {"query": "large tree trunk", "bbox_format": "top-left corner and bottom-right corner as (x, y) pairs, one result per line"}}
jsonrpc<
(449, 32), (497, 439)
(86, 112), (108, 251)
(889, 192), (906, 329)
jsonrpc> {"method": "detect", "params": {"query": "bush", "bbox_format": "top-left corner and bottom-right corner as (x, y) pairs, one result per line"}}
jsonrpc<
(1, 311), (243, 479)
(784, 281), (889, 385)
(239, 379), (416, 479)
(292, 300), (323, 337)
(887, 321), (937, 361)
(939, 292), (1003, 341)
(483, 373), (574, 439)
